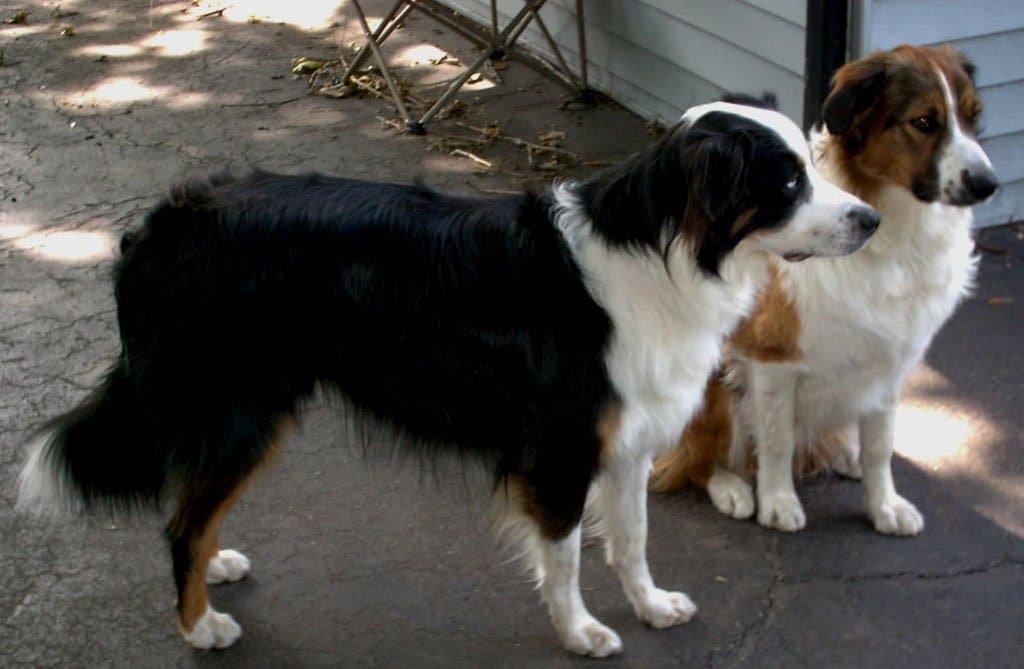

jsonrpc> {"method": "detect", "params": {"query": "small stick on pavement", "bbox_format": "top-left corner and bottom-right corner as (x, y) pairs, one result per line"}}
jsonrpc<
(450, 149), (493, 168)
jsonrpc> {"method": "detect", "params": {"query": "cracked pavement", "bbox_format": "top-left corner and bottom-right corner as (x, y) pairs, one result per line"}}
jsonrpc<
(2, 1), (1022, 667)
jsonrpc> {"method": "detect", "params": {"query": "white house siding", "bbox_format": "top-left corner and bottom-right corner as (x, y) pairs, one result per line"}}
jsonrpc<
(856, 0), (1024, 226)
(440, 0), (808, 125)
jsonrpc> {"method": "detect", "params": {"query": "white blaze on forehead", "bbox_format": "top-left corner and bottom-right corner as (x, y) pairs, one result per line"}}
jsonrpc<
(679, 102), (811, 160)
(935, 65), (994, 175)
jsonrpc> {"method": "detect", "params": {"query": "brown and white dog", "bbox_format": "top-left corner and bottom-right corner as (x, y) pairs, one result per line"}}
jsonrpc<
(651, 45), (998, 535)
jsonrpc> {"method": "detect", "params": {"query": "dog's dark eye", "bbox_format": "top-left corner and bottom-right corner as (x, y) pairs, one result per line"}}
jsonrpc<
(910, 115), (939, 133)
(782, 175), (799, 193)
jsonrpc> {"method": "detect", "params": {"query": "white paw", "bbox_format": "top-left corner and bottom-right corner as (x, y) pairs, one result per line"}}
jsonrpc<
(869, 495), (924, 536)
(560, 617), (623, 657)
(757, 490), (806, 532)
(635, 589), (697, 629)
(707, 471), (755, 519)
(830, 450), (863, 480)
(183, 607), (242, 650)
(206, 549), (251, 584)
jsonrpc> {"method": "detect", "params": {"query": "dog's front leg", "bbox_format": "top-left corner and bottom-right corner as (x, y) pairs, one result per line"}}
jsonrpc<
(597, 454), (697, 628)
(537, 524), (623, 657)
(751, 363), (805, 531)
(859, 408), (924, 535)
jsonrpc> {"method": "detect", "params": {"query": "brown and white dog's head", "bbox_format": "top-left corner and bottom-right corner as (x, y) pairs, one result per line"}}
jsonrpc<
(821, 45), (998, 206)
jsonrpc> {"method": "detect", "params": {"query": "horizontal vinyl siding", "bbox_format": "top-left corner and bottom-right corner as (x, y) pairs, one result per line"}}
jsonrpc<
(947, 31), (1024, 88)
(741, 0), (806, 27)
(441, 0), (806, 124)
(861, 0), (1024, 50)
(982, 132), (1024, 185)
(641, 0), (805, 74)
(859, 0), (1024, 225)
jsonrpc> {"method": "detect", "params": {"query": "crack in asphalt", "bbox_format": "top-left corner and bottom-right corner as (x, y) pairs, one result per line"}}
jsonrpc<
(705, 535), (782, 669)
(785, 557), (1024, 585)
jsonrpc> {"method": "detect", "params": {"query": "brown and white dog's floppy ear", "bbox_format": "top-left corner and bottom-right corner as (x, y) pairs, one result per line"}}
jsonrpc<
(822, 58), (888, 153)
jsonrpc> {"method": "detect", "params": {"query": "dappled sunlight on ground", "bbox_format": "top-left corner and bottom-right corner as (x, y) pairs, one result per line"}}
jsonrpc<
(1, 215), (117, 264)
(71, 42), (145, 58)
(15, 229), (116, 262)
(898, 362), (1005, 472)
(898, 362), (1023, 539)
(973, 476), (1024, 538)
(209, 0), (350, 30)
(894, 402), (988, 469)
(67, 76), (209, 108)
(138, 27), (208, 57)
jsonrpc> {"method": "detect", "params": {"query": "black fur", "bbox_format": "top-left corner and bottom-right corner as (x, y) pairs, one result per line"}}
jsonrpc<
(46, 171), (618, 538)
(581, 113), (810, 275)
(32, 109), (816, 634)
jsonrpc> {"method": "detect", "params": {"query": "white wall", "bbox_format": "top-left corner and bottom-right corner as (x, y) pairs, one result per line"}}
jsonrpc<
(856, 0), (1024, 226)
(441, 0), (808, 125)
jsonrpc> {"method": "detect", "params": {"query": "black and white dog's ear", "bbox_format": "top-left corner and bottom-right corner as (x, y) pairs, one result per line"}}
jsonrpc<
(688, 131), (753, 221)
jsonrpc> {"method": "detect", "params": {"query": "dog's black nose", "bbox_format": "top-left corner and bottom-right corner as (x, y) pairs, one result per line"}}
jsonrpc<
(963, 169), (998, 201)
(848, 205), (881, 234)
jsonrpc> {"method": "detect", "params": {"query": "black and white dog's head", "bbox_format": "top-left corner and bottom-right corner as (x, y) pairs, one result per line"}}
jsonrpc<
(580, 102), (879, 274)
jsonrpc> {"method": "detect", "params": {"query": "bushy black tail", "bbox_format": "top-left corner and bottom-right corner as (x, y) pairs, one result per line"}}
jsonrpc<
(16, 360), (173, 516)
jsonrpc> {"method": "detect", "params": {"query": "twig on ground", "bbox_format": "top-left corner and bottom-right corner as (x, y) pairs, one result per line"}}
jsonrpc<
(195, 6), (232, 21)
(454, 121), (581, 166)
(450, 149), (493, 168)
(376, 116), (405, 131)
(219, 96), (303, 108)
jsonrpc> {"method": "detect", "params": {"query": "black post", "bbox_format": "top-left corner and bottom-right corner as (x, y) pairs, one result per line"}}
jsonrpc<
(804, 0), (848, 130)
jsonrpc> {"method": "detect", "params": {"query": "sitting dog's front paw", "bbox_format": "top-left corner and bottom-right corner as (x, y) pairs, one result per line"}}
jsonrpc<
(869, 494), (924, 536)
(634, 588), (697, 629)
(829, 449), (863, 480)
(560, 617), (623, 657)
(757, 490), (806, 532)
(708, 470), (755, 519)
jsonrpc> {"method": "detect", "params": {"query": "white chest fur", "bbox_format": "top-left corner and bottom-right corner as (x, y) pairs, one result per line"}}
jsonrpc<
(555, 187), (765, 456)
(773, 183), (977, 434)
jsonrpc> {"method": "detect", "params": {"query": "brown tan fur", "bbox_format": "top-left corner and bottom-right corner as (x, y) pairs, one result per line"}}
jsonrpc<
(649, 375), (733, 492)
(176, 486), (243, 631)
(503, 403), (623, 540)
(729, 263), (801, 363)
(651, 265), (802, 492)
(597, 403), (622, 463)
(174, 418), (292, 633)
(821, 45), (983, 203)
(651, 44), (984, 497)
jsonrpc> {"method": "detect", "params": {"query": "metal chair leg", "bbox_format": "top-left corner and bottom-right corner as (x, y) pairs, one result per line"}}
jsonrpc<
(341, 1), (414, 84)
(350, 0), (418, 132)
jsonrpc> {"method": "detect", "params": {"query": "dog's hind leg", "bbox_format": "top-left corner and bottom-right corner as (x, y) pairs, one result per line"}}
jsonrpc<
(166, 413), (290, 650)
(595, 453), (697, 629)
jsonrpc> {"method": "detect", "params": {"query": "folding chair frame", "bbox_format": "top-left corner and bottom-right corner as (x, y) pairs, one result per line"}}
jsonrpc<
(343, 0), (590, 134)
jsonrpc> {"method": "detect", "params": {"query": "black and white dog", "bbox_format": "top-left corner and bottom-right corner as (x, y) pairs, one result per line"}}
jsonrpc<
(17, 102), (878, 657)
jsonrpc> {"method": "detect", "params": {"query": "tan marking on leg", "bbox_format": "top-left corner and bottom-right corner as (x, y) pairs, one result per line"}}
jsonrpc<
(729, 264), (802, 362)
(177, 417), (294, 633)
(597, 403), (622, 463)
(650, 377), (734, 492)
